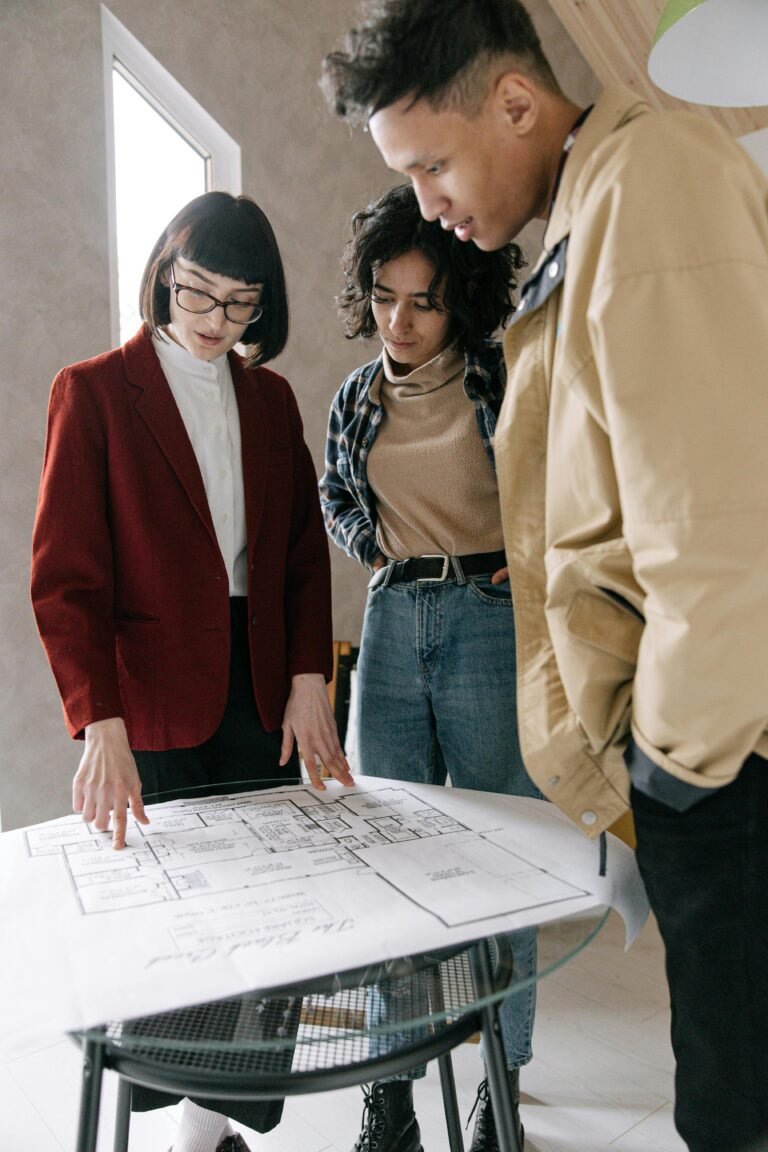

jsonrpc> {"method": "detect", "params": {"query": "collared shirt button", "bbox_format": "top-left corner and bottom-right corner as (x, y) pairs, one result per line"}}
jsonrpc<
(581, 810), (598, 827)
(548, 260), (560, 279)
(547, 775), (560, 788)
(361, 437), (369, 447)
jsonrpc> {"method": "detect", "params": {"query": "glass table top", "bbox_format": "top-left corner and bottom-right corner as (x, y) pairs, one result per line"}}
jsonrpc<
(75, 912), (609, 1087)
(72, 776), (611, 1082)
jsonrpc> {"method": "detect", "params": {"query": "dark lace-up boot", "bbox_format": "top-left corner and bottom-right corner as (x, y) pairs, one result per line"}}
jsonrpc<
(467, 1070), (524, 1151)
(350, 1081), (423, 1152)
(215, 1135), (251, 1152)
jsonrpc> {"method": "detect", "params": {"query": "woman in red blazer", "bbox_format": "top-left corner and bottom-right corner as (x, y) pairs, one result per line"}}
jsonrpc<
(31, 192), (352, 1150)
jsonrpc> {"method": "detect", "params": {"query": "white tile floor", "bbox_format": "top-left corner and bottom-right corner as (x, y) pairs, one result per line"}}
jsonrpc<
(0, 912), (685, 1152)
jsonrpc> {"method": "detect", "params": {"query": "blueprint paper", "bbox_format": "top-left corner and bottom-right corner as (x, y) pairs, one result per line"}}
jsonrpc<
(0, 778), (647, 1062)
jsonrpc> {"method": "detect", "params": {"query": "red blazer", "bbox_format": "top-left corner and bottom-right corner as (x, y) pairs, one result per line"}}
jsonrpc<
(31, 326), (333, 749)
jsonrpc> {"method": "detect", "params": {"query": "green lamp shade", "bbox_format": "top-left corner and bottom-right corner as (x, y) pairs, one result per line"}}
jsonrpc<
(649, 0), (768, 107)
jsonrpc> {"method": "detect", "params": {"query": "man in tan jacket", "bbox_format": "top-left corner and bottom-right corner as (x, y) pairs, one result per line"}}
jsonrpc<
(323, 3), (768, 1151)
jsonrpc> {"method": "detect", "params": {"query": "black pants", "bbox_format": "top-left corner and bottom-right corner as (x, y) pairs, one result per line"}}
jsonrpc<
(632, 753), (768, 1152)
(130, 597), (300, 1131)
(134, 597), (299, 804)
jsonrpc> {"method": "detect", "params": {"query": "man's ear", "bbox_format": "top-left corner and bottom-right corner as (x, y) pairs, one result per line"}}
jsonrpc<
(493, 72), (539, 135)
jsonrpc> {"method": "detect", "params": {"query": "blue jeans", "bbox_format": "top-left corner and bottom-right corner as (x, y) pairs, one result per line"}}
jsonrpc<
(357, 571), (540, 1077)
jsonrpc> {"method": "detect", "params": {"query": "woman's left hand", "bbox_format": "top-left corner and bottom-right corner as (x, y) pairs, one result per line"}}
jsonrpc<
(281, 673), (355, 789)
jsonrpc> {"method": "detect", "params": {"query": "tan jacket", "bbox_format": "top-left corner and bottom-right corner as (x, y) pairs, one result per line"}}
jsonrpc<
(495, 87), (768, 836)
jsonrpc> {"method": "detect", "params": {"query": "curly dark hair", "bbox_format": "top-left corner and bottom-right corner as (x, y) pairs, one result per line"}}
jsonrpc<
(338, 184), (525, 353)
(321, 0), (558, 124)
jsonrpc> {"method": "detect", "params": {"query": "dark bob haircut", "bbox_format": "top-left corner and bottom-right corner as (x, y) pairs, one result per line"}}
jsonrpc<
(322, 0), (558, 124)
(140, 191), (288, 368)
(338, 184), (525, 353)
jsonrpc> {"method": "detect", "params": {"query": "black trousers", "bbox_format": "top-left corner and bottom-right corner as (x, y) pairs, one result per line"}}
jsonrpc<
(130, 597), (300, 1131)
(632, 753), (768, 1152)
(134, 597), (299, 804)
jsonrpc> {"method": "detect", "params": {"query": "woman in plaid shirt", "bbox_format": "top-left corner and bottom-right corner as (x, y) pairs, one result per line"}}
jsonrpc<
(320, 184), (538, 1152)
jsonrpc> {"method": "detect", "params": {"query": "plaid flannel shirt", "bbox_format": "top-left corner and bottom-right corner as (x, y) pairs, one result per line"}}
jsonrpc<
(319, 342), (506, 569)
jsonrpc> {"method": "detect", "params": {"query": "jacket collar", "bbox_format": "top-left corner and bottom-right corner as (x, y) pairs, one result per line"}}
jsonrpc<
(122, 327), (217, 542)
(544, 86), (652, 251)
(121, 327), (269, 550)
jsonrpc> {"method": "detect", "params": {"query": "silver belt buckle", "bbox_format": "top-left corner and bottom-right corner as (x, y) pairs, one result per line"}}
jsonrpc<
(417, 554), (450, 583)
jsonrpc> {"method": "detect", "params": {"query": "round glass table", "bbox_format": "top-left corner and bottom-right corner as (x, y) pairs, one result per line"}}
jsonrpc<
(70, 778), (612, 1152)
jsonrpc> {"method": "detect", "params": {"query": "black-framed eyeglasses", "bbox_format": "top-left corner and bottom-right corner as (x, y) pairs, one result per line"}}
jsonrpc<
(170, 264), (263, 325)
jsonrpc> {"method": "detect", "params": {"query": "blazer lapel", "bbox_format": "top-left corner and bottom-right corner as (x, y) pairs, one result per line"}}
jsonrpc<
(122, 329), (217, 543)
(229, 353), (271, 553)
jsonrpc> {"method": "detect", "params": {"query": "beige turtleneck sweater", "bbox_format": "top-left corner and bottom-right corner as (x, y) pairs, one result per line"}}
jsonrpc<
(367, 345), (504, 560)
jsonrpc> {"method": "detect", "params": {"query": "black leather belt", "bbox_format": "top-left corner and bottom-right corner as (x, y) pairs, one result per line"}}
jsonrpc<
(386, 550), (507, 585)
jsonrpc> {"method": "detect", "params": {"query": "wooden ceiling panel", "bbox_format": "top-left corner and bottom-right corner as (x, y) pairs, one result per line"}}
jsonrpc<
(546, 0), (768, 136)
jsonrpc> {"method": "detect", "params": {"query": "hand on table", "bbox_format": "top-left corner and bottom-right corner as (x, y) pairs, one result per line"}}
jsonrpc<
(281, 673), (355, 790)
(73, 717), (149, 850)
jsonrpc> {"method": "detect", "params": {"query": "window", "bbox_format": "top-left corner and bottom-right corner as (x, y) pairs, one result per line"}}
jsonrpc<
(101, 6), (241, 346)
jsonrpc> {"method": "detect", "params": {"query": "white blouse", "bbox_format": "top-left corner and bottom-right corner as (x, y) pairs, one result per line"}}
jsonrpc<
(153, 333), (247, 595)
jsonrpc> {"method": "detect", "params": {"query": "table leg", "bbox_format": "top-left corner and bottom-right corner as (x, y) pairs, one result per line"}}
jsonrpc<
(437, 1053), (465, 1152)
(113, 1078), (132, 1152)
(75, 1038), (105, 1152)
(469, 944), (522, 1152)
(427, 963), (465, 1152)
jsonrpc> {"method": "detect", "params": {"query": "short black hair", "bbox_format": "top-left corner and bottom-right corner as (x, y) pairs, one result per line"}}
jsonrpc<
(321, 0), (558, 124)
(338, 184), (525, 353)
(140, 191), (288, 368)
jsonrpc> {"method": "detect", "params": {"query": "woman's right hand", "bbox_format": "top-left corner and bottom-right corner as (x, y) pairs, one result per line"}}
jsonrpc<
(73, 717), (149, 850)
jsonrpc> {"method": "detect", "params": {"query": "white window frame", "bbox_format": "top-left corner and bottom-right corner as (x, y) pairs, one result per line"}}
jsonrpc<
(101, 5), (242, 346)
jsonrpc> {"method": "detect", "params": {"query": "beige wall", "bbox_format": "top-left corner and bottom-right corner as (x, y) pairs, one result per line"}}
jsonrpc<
(0, 0), (597, 830)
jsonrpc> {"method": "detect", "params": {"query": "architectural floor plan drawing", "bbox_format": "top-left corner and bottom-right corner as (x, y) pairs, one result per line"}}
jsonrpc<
(0, 778), (648, 1062)
(23, 786), (582, 925)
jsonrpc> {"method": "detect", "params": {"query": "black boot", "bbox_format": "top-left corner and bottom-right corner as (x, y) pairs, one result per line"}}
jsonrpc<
(467, 1070), (524, 1151)
(350, 1081), (423, 1152)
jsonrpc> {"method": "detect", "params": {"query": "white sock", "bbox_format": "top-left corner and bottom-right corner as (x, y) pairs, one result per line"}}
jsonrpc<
(171, 1099), (232, 1152)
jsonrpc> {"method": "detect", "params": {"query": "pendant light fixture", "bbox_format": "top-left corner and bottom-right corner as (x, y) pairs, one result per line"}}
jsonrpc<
(648, 0), (768, 107)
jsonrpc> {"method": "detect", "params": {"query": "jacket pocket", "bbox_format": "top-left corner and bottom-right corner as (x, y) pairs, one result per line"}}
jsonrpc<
(335, 448), (353, 480)
(565, 589), (643, 665)
(546, 585), (642, 756)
